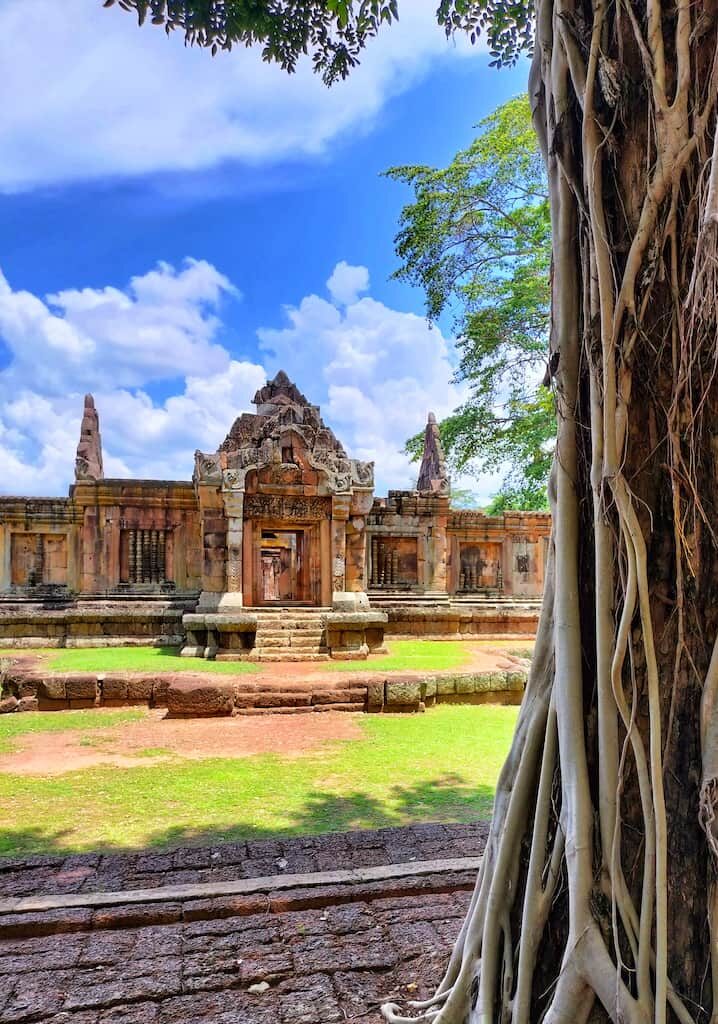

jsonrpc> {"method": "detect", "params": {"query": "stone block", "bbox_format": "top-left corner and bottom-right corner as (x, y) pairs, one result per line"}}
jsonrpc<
(0, 695), (18, 714)
(435, 678), (456, 696)
(152, 679), (170, 706)
(234, 691), (312, 709)
(39, 677), (66, 700)
(386, 681), (422, 706)
(65, 676), (99, 701)
(100, 675), (128, 700)
(127, 677), (154, 702)
(453, 675), (476, 695)
(313, 702), (366, 713)
(421, 679), (437, 699)
(366, 682), (385, 708)
(167, 679), (234, 717)
(17, 696), (39, 712)
(506, 671), (526, 691)
(312, 689), (364, 705)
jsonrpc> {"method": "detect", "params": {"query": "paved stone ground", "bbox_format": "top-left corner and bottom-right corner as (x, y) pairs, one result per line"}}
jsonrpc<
(0, 822), (489, 899)
(0, 884), (473, 1023)
(0, 825), (486, 1023)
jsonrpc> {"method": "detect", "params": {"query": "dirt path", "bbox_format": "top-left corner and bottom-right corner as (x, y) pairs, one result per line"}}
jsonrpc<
(0, 708), (365, 776)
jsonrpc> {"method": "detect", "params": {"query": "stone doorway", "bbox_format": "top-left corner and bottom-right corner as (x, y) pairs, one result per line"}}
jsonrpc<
(256, 528), (310, 605)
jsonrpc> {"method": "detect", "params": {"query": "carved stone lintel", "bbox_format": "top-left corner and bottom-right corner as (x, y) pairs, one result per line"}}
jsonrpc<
(243, 494), (332, 521)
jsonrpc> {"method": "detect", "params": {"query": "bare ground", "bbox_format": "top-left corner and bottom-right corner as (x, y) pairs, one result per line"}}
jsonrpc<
(0, 708), (366, 776)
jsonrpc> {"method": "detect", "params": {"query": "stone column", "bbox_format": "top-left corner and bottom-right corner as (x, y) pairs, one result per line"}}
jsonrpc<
(428, 498), (450, 593)
(330, 495), (351, 606)
(223, 490), (245, 607)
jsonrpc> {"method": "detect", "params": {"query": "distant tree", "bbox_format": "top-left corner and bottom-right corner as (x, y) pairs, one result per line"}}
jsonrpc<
(393, 96), (553, 510)
(115, 3), (718, 1023)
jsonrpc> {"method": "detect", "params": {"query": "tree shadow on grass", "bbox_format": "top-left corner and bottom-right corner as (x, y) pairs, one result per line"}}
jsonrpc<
(0, 774), (495, 861)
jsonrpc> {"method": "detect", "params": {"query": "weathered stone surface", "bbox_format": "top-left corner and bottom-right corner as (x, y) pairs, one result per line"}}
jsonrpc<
(126, 678), (154, 702)
(167, 679), (234, 717)
(39, 677), (67, 700)
(435, 678), (456, 695)
(17, 696), (39, 712)
(74, 393), (104, 482)
(366, 682), (385, 708)
(100, 675), (128, 701)
(386, 681), (422, 706)
(65, 676), (99, 701)
(0, 695), (18, 713)
(416, 412), (449, 494)
(311, 689), (364, 705)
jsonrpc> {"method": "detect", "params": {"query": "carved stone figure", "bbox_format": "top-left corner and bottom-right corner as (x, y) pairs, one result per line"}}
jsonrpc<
(193, 452), (222, 485)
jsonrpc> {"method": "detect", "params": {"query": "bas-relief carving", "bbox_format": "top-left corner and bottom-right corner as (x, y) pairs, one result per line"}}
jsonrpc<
(243, 494), (332, 521)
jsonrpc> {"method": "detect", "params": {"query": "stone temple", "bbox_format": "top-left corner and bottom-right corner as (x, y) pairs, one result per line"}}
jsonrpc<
(0, 372), (550, 658)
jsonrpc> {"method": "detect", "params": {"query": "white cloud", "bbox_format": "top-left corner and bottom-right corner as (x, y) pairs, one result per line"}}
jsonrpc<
(0, 0), (482, 193)
(258, 262), (471, 491)
(327, 262), (370, 306)
(0, 258), (501, 502)
(0, 260), (234, 393)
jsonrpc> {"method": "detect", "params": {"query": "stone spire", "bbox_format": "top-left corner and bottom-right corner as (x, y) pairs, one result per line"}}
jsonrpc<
(74, 394), (104, 482)
(416, 412), (449, 494)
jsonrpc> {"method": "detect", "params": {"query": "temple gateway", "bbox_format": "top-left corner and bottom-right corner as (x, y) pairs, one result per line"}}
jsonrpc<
(0, 373), (550, 659)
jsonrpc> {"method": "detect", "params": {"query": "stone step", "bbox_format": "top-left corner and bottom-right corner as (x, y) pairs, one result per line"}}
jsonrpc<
(256, 623), (327, 633)
(247, 651), (331, 663)
(289, 636), (327, 649)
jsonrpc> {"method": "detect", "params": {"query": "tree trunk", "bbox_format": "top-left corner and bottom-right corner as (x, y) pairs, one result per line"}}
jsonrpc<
(382, 2), (718, 1022)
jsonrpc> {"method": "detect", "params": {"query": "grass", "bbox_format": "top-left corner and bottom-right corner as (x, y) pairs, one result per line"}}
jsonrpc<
(0, 709), (145, 755)
(0, 704), (518, 856)
(327, 639), (474, 672)
(0, 646), (261, 674)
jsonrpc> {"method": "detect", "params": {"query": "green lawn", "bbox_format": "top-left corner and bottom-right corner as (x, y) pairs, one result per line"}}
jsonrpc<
(0, 704), (517, 856)
(0, 646), (261, 674)
(326, 639), (474, 672)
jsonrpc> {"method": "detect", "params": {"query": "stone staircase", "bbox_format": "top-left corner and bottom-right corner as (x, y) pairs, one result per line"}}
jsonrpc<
(244, 607), (332, 662)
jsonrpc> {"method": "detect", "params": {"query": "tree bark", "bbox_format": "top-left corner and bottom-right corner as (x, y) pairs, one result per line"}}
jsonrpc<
(382, 1), (718, 1021)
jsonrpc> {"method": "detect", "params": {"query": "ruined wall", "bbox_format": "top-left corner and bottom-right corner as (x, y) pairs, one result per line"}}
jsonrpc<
(367, 491), (450, 594)
(448, 510), (549, 598)
(72, 480), (201, 594)
(0, 498), (82, 594)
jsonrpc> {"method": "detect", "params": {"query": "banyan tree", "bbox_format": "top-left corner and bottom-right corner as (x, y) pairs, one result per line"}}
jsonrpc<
(110, 0), (718, 1019)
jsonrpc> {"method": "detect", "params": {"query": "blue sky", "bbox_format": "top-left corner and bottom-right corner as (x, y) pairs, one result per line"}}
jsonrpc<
(0, 0), (528, 498)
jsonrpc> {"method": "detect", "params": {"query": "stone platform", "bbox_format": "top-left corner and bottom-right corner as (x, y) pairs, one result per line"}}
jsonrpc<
(1, 659), (527, 717)
(0, 823), (484, 1023)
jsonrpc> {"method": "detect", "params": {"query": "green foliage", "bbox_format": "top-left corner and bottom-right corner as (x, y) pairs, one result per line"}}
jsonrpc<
(105, 1), (535, 80)
(392, 96), (554, 510)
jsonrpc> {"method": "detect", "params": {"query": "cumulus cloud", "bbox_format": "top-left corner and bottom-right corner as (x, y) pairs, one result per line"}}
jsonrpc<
(258, 263), (470, 490)
(0, 0), (481, 193)
(0, 258), (501, 501)
(326, 262), (370, 306)
(0, 260), (234, 393)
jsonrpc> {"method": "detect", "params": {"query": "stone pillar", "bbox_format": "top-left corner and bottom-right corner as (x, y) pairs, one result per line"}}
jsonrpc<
(330, 495), (352, 606)
(428, 499), (450, 593)
(222, 490), (245, 608)
(346, 518), (367, 592)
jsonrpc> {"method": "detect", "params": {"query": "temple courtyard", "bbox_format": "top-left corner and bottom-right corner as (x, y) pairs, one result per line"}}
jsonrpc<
(0, 639), (518, 1024)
